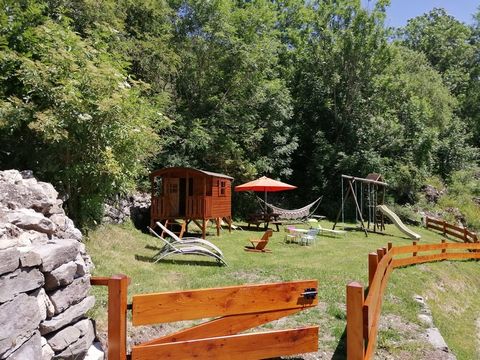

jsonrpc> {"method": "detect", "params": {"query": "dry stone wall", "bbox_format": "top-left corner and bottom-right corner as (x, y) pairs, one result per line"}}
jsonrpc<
(103, 192), (150, 229)
(0, 170), (103, 360)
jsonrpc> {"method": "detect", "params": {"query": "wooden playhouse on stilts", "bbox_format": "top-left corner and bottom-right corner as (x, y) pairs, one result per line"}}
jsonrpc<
(149, 167), (233, 239)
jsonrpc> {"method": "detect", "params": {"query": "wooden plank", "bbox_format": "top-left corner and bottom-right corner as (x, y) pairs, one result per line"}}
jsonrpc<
(392, 252), (480, 268)
(427, 224), (445, 233)
(391, 242), (480, 255)
(443, 228), (465, 239)
(364, 265), (393, 359)
(368, 252), (378, 288)
(426, 217), (444, 225)
(365, 261), (393, 328)
(445, 222), (467, 233)
(139, 307), (307, 346)
(90, 277), (110, 286)
(132, 280), (318, 325)
(346, 282), (365, 360)
(131, 327), (319, 360)
(108, 275), (129, 360)
(365, 252), (392, 307)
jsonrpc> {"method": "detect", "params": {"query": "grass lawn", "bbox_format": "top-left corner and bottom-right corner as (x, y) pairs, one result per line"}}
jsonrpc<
(86, 220), (480, 359)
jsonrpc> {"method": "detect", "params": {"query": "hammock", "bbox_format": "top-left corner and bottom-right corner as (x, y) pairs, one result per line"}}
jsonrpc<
(256, 196), (323, 220)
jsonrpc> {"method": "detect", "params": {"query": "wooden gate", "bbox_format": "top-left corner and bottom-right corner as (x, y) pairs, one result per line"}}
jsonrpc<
(91, 275), (319, 360)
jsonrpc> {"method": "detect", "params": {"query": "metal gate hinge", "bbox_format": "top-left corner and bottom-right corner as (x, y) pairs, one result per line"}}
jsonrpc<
(302, 288), (318, 299)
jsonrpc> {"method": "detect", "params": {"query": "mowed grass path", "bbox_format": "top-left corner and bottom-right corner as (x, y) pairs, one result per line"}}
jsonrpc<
(86, 221), (480, 359)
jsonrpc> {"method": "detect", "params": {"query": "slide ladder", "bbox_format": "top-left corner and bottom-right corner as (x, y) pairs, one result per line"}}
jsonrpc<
(377, 205), (421, 240)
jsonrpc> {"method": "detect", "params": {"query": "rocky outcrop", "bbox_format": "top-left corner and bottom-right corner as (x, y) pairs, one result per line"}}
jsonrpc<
(0, 170), (103, 360)
(421, 184), (445, 204)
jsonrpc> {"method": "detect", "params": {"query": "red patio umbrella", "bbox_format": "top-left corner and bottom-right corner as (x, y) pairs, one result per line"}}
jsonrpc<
(234, 176), (297, 205)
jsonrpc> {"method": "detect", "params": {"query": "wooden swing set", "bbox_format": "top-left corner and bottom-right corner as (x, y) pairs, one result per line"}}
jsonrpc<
(333, 174), (387, 236)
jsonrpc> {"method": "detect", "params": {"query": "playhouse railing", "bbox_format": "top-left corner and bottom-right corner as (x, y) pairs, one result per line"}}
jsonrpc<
(347, 241), (480, 360)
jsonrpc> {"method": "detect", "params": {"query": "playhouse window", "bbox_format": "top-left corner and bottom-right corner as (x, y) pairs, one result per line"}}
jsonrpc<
(219, 181), (226, 196)
(168, 182), (178, 194)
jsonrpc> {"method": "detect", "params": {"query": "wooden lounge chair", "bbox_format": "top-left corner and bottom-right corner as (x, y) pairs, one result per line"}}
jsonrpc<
(155, 221), (224, 257)
(148, 227), (227, 266)
(244, 229), (273, 253)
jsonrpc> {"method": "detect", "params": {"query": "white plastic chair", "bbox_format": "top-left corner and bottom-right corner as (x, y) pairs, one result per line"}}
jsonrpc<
(299, 228), (320, 246)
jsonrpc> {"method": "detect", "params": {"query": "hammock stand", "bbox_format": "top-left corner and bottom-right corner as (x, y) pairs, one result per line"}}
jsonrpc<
(256, 196), (323, 222)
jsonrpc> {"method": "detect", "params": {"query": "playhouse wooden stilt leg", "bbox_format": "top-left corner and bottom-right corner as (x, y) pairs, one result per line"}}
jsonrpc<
(227, 217), (232, 233)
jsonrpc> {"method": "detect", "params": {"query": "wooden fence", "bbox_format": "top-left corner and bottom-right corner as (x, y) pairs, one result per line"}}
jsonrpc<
(426, 216), (478, 243)
(90, 277), (319, 360)
(346, 241), (480, 360)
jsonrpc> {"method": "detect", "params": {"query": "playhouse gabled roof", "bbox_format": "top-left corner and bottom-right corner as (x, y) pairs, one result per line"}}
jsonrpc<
(150, 167), (234, 180)
(200, 169), (234, 180)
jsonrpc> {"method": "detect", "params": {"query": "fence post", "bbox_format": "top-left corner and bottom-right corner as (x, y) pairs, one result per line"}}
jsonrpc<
(412, 241), (417, 257)
(376, 248), (384, 262)
(441, 239), (446, 254)
(463, 227), (468, 242)
(387, 242), (392, 251)
(368, 253), (378, 287)
(442, 220), (446, 236)
(347, 282), (365, 360)
(108, 274), (129, 360)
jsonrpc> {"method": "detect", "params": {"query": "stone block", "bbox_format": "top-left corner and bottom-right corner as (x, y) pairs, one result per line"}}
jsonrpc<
(41, 342), (54, 360)
(32, 288), (55, 321)
(0, 268), (44, 303)
(18, 230), (49, 246)
(85, 342), (104, 360)
(40, 296), (95, 335)
(0, 172), (59, 215)
(0, 293), (43, 358)
(19, 247), (43, 267)
(52, 320), (95, 360)
(48, 276), (91, 314)
(46, 325), (81, 352)
(5, 331), (42, 360)
(6, 209), (56, 235)
(74, 255), (87, 277)
(31, 239), (79, 272)
(0, 238), (18, 250)
(0, 170), (22, 183)
(44, 262), (77, 290)
(0, 247), (19, 276)
(73, 319), (94, 337)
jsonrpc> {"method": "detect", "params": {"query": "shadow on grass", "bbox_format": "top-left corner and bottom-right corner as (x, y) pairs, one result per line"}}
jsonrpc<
(134, 254), (224, 267)
(145, 244), (162, 251)
(332, 327), (347, 359)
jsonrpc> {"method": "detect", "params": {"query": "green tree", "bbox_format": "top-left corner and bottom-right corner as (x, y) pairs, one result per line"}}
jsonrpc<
(159, 0), (297, 183)
(399, 8), (475, 97)
(285, 0), (392, 206)
(0, 1), (169, 225)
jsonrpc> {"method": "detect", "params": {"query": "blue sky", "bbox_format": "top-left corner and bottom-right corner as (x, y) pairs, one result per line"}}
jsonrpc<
(361, 0), (479, 28)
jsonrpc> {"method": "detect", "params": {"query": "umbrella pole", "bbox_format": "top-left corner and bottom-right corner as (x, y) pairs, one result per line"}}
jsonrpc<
(264, 190), (267, 213)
